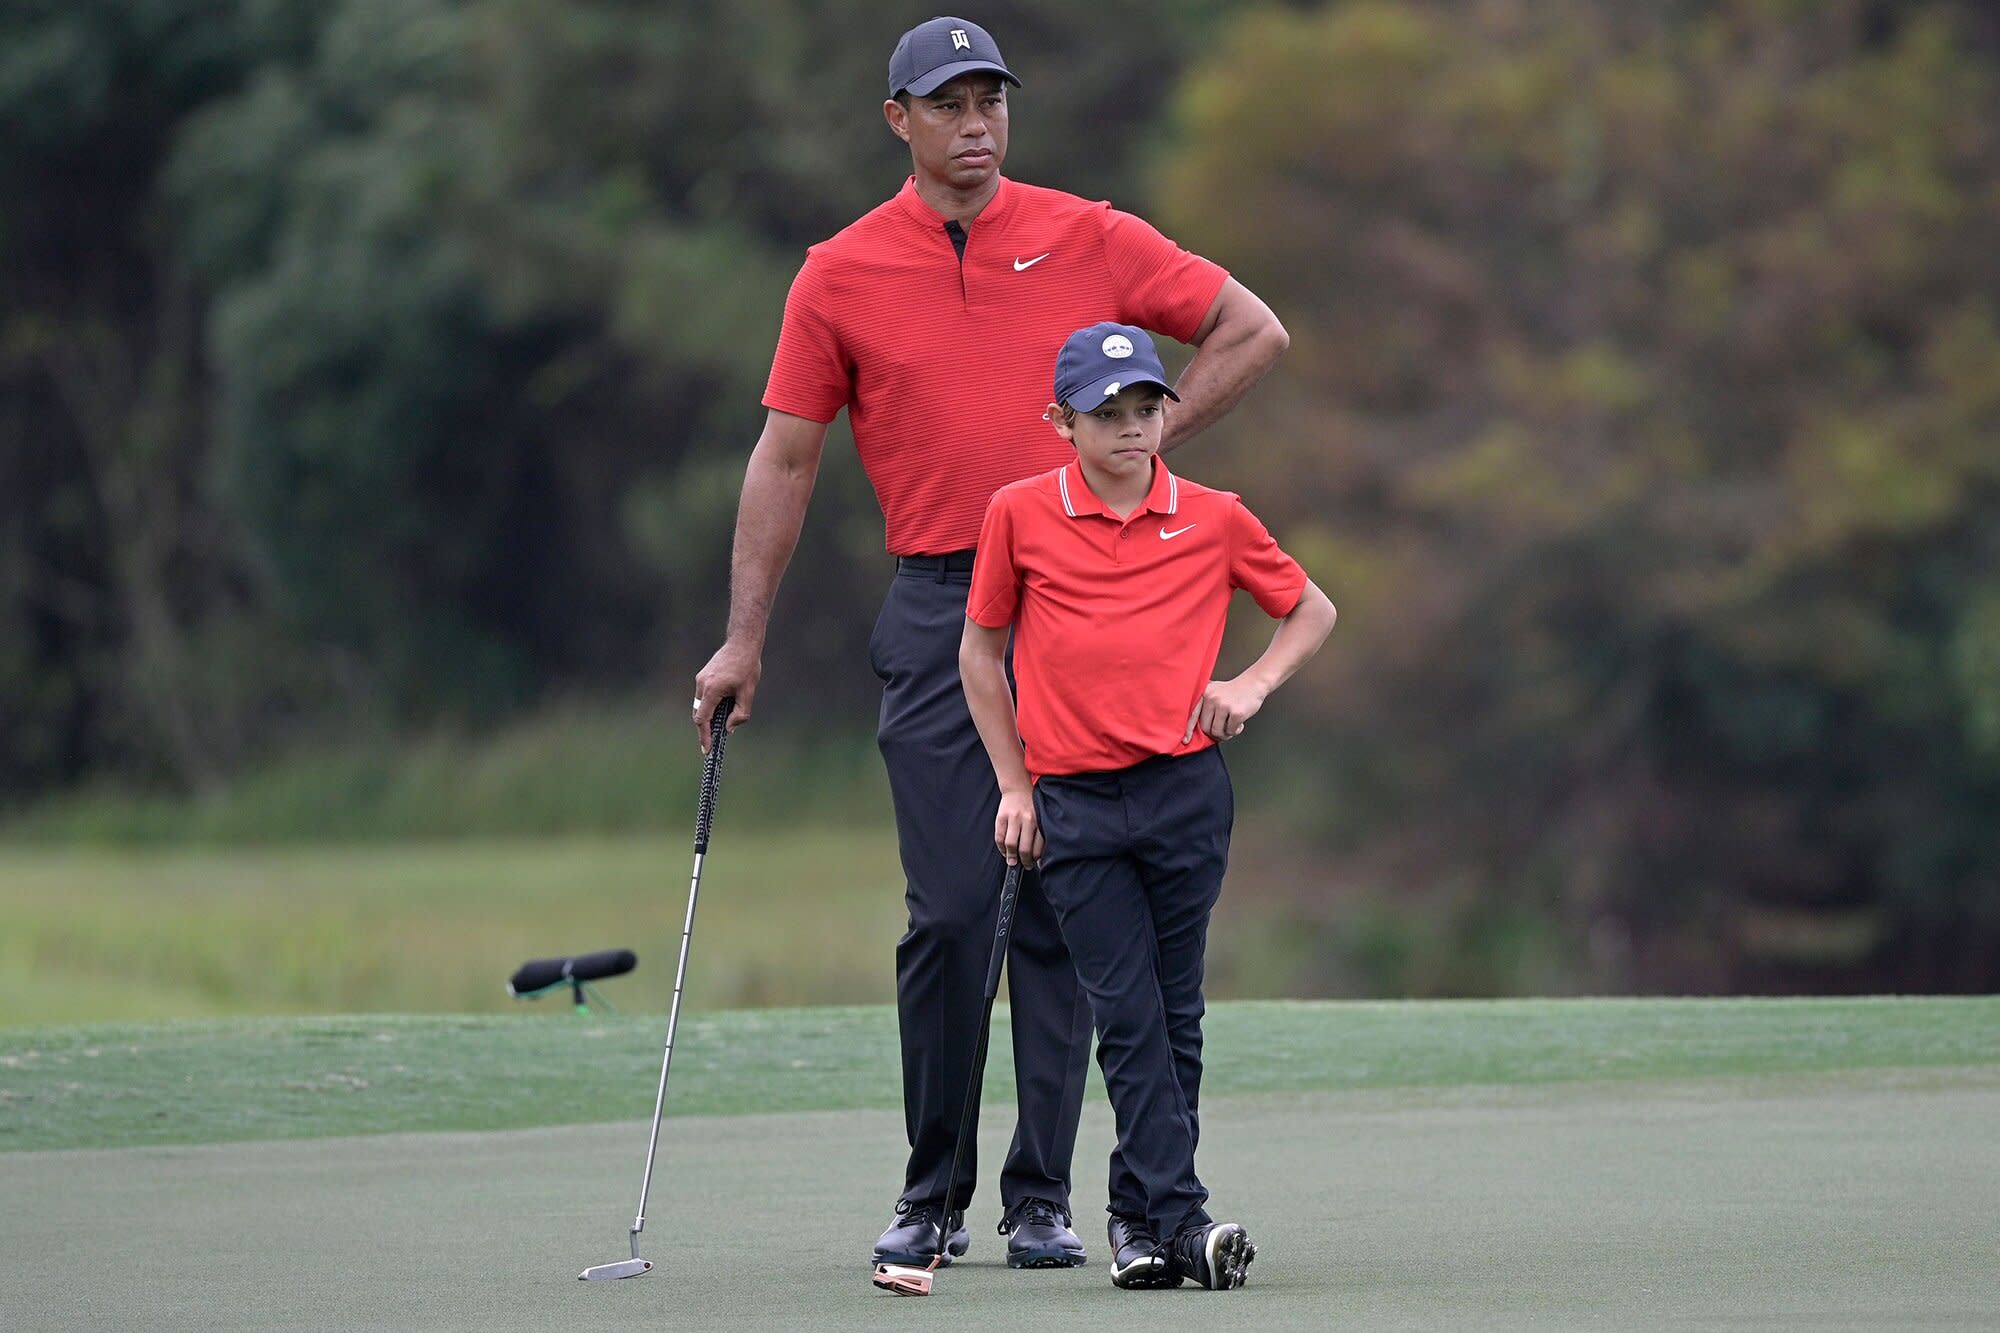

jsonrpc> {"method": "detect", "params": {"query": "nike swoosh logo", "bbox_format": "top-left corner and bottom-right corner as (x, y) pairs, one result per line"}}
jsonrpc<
(1013, 253), (1050, 271)
(1160, 524), (1197, 540)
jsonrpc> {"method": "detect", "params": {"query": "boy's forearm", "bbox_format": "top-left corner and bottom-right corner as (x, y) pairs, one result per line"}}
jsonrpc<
(1240, 581), (1338, 696)
(959, 629), (1034, 794)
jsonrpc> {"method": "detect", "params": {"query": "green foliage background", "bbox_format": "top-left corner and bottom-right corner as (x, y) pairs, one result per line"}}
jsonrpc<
(1155, 1), (2000, 991)
(4, 1), (1998, 995)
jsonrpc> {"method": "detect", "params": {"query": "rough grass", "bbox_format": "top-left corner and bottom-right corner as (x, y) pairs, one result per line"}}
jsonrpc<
(4, 996), (1994, 1152)
(0, 831), (909, 1024)
(0, 706), (1587, 1003)
(3, 827), (1564, 1025)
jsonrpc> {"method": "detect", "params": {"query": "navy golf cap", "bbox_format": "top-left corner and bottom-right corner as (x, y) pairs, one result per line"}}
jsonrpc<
(1055, 323), (1181, 412)
(888, 17), (1020, 97)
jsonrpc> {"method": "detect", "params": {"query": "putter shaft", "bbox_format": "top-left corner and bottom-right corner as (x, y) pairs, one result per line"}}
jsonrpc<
(631, 846), (706, 1242)
(580, 697), (734, 1281)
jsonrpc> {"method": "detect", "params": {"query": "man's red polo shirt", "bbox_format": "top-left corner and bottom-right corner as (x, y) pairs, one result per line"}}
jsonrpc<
(967, 459), (1307, 778)
(763, 175), (1228, 555)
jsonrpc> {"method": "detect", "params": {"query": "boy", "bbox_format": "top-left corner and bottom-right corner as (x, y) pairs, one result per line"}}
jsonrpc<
(959, 322), (1337, 1290)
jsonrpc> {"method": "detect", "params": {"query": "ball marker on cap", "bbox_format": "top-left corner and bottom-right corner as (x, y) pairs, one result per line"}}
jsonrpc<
(1053, 321), (1181, 412)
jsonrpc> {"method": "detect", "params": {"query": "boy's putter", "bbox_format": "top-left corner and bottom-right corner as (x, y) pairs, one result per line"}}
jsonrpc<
(869, 861), (1025, 1298)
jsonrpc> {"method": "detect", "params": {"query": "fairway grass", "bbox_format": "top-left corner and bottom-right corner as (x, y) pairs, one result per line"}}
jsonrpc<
(3, 996), (1995, 1152)
(2, 1000), (1997, 1330)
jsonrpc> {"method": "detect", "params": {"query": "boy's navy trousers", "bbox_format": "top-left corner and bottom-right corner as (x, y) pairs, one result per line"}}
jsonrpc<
(1034, 746), (1233, 1242)
(872, 558), (1094, 1215)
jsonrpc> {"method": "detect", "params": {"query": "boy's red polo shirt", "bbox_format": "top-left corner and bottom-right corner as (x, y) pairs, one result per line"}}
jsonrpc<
(968, 459), (1307, 778)
(763, 175), (1228, 555)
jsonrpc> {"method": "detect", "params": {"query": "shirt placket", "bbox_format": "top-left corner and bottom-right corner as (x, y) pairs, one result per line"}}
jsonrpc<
(1113, 511), (1143, 564)
(944, 219), (969, 308)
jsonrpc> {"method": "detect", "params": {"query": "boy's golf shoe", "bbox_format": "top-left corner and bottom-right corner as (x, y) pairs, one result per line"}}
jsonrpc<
(1170, 1220), (1256, 1290)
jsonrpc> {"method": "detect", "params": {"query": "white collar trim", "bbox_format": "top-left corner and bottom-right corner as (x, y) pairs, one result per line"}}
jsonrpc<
(1057, 462), (1174, 518)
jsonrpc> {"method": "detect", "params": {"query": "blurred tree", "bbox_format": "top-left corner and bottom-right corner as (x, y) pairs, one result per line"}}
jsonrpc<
(0, 0), (322, 793)
(15, 0), (1993, 994)
(1158, 0), (2000, 991)
(0, 0), (1217, 794)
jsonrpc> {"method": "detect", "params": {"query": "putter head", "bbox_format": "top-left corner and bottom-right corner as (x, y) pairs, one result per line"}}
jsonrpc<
(579, 1258), (653, 1280)
(872, 1262), (933, 1296)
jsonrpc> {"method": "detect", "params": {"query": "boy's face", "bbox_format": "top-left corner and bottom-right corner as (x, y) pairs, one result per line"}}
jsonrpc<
(1049, 385), (1167, 479)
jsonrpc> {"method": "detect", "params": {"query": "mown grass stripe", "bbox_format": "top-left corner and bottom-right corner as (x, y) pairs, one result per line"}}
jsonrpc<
(3, 996), (1994, 1153)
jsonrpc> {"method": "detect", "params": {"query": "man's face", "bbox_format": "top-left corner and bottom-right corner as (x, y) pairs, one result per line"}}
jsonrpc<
(884, 75), (1009, 191)
(1053, 386), (1167, 481)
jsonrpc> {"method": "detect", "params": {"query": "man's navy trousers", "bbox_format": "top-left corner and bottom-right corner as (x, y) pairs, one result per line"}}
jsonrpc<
(872, 554), (1095, 1214)
(1034, 746), (1233, 1242)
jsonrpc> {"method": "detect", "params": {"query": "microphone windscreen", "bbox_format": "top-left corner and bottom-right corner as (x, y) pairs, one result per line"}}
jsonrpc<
(568, 948), (638, 982)
(509, 949), (637, 996)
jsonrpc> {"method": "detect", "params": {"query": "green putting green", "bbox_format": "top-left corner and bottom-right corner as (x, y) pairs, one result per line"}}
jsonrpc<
(3, 999), (1997, 1329)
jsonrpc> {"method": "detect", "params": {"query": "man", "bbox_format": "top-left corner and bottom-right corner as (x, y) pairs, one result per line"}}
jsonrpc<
(691, 16), (1287, 1270)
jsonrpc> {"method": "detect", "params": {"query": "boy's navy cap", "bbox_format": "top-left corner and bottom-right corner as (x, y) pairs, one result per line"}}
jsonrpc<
(888, 17), (1019, 97)
(1055, 323), (1181, 412)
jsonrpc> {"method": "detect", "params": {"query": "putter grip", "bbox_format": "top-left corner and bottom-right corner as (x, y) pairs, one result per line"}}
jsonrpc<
(695, 696), (734, 854)
(983, 862), (1023, 998)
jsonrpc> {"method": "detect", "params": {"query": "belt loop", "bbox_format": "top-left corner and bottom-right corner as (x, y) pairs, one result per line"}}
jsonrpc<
(935, 559), (947, 584)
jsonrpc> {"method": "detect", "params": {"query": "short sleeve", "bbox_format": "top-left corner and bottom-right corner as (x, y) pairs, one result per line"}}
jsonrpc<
(967, 492), (1022, 628)
(1228, 499), (1307, 618)
(1101, 206), (1230, 345)
(762, 254), (850, 424)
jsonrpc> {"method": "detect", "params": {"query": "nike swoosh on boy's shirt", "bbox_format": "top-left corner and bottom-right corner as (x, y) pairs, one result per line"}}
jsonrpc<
(1013, 253), (1050, 271)
(1160, 524), (1197, 540)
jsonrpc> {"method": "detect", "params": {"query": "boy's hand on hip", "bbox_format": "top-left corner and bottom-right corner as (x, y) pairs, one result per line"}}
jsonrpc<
(1186, 677), (1268, 744)
(995, 790), (1043, 867)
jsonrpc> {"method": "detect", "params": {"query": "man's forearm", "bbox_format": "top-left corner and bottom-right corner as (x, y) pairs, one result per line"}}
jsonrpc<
(1162, 288), (1289, 453)
(723, 444), (820, 647)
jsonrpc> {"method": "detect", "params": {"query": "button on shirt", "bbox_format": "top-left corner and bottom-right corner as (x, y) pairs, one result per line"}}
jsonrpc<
(968, 459), (1307, 778)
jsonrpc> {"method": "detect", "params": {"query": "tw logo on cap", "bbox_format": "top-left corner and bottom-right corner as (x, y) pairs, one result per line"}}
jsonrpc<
(887, 17), (1020, 98)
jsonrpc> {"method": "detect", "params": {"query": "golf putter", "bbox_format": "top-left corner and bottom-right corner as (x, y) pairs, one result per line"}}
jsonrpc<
(873, 859), (1025, 1297)
(580, 696), (735, 1281)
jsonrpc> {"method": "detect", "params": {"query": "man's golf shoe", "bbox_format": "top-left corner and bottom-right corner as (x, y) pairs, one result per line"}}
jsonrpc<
(1108, 1212), (1181, 1289)
(999, 1196), (1087, 1268)
(871, 1200), (968, 1267)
